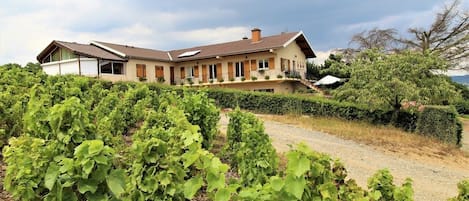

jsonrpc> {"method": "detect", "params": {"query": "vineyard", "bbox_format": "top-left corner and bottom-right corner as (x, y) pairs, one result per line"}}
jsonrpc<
(0, 65), (468, 201)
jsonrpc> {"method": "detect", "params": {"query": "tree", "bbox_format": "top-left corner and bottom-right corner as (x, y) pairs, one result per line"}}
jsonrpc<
(333, 50), (461, 111)
(400, 0), (468, 64)
(321, 54), (352, 78)
(350, 28), (401, 52)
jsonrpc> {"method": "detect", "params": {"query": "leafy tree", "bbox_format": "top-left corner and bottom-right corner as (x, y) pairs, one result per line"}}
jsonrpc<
(305, 61), (321, 80)
(321, 54), (351, 78)
(334, 50), (461, 111)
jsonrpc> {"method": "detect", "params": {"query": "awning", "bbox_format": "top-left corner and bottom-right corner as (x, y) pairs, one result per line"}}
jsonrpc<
(314, 75), (343, 86)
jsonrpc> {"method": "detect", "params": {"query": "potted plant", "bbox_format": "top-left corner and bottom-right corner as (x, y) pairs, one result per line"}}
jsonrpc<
(264, 75), (270, 80)
(251, 76), (258, 81)
(209, 79), (214, 84)
(157, 77), (165, 83)
(258, 69), (265, 74)
(218, 78), (224, 83)
(277, 74), (283, 79)
(138, 77), (147, 82)
(241, 77), (246, 82)
(229, 77), (235, 82)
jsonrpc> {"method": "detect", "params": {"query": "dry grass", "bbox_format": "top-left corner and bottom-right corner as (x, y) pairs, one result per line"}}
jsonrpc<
(258, 114), (469, 168)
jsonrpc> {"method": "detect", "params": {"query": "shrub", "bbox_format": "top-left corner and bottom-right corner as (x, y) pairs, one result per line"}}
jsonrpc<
(157, 76), (165, 83)
(264, 75), (270, 80)
(277, 74), (283, 79)
(225, 109), (278, 186)
(416, 106), (462, 145)
(251, 76), (258, 81)
(230, 77), (235, 82)
(241, 77), (246, 81)
(454, 100), (469, 115)
(449, 179), (469, 201)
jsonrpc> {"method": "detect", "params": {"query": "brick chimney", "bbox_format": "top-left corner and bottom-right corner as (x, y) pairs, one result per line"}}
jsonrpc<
(251, 28), (261, 42)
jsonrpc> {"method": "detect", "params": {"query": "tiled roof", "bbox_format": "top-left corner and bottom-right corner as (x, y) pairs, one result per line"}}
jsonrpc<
(91, 41), (170, 61)
(38, 31), (316, 63)
(37, 40), (125, 62)
(169, 32), (308, 62)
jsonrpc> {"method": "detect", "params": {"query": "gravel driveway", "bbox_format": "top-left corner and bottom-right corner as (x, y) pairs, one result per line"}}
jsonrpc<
(219, 114), (469, 201)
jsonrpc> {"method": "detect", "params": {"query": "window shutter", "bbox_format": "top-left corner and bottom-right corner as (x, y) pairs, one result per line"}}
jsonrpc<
(227, 62), (234, 80)
(216, 63), (222, 80)
(180, 67), (185, 79)
(194, 66), (199, 77)
(244, 60), (250, 79)
(202, 65), (207, 83)
(136, 64), (146, 78)
(251, 60), (257, 71)
(269, 57), (275, 70)
(155, 66), (164, 78)
(287, 59), (291, 71)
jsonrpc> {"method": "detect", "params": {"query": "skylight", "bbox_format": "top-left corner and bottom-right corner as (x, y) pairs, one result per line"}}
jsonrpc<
(178, 50), (201, 58)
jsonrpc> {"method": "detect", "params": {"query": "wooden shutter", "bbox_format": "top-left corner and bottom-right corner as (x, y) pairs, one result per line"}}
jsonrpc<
(202, 65), (207, 83)
(155, 66), (164, 78)
(180, 67), (185, 79)
(287, 59), (291, 71)
(194, 66), (199, 77)
(244, 60), (250, 79)
(251, 59), (257, 71)
(136, 64), (146, 78)
(216, 63), (222, 80)
(269, 57), (275, 70)
(227, 62), (234, 79)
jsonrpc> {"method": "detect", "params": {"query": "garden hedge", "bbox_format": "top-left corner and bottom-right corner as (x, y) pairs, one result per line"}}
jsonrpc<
(114, 82), (462, 146)
(416, 106), (463, 146)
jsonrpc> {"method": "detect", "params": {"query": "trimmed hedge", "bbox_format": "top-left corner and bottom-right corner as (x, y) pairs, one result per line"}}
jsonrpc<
(113, 82), (462, 146)
(416, 106), (463, 146)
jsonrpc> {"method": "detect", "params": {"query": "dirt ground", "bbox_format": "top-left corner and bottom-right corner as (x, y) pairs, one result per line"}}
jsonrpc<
(219, 114), (469, 201)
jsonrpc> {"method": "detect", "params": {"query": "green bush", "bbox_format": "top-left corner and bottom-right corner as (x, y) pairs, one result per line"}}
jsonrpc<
(454, 100), (469, 115)
(225, 109), (278, 186)
(449, 179), (469, 201)
(416, 106), (462, 145)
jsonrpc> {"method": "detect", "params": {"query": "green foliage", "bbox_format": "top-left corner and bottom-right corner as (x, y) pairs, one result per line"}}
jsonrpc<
(448, 180), (469, 201)
(368, 169), (414, 201)
(321, 54), (351, 78)
(225, 109), (278, 186)
(3, 136), (58, 200)
(334, 50), (461, 110)
(178, 90), (220, 149)
(416, 106), (463, 145)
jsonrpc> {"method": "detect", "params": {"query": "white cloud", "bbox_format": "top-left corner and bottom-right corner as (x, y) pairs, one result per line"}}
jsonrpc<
(0, 1), (245, 65)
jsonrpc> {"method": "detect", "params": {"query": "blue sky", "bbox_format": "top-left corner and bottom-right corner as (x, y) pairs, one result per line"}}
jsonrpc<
(0, 0), (467, 65)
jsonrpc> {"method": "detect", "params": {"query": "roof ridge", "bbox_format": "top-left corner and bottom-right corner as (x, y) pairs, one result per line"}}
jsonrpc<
(93, 40), (167, 53)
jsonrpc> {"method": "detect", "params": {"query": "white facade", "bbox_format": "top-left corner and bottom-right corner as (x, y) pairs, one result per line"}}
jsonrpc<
(41, 58), (98, 76)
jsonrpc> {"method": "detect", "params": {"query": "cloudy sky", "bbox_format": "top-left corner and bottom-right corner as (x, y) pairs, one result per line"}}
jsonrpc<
(0, 0), (467, 65)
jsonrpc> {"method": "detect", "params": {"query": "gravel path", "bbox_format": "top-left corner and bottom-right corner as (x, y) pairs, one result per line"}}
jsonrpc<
(220, 114), (469, 201)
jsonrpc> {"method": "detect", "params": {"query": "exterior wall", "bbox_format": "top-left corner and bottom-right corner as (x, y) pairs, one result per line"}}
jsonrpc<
(174, 51), (282, 85)
(203, 80), (299, 93)
(42, 62), (61, 75)
(80, 58), (98, 76)
(276, 41), (308, 78)
(124, 59), (174, 84)
(41, 58), (98, 76)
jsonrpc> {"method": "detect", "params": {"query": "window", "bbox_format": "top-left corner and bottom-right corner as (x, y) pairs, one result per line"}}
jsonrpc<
(281, 58), (290, 71)
(209, 64), (217, 79)
(186, 66), (195, 78)
(235, 61), (244, 77)
(136, 64), (146, 78)
(258, 59), (269, 70)
(100, 61), (124, 75)
(254, 89), (274, 93)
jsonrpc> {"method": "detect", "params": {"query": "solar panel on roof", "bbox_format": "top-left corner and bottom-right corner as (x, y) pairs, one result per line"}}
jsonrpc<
(178, 50), (201, 58)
